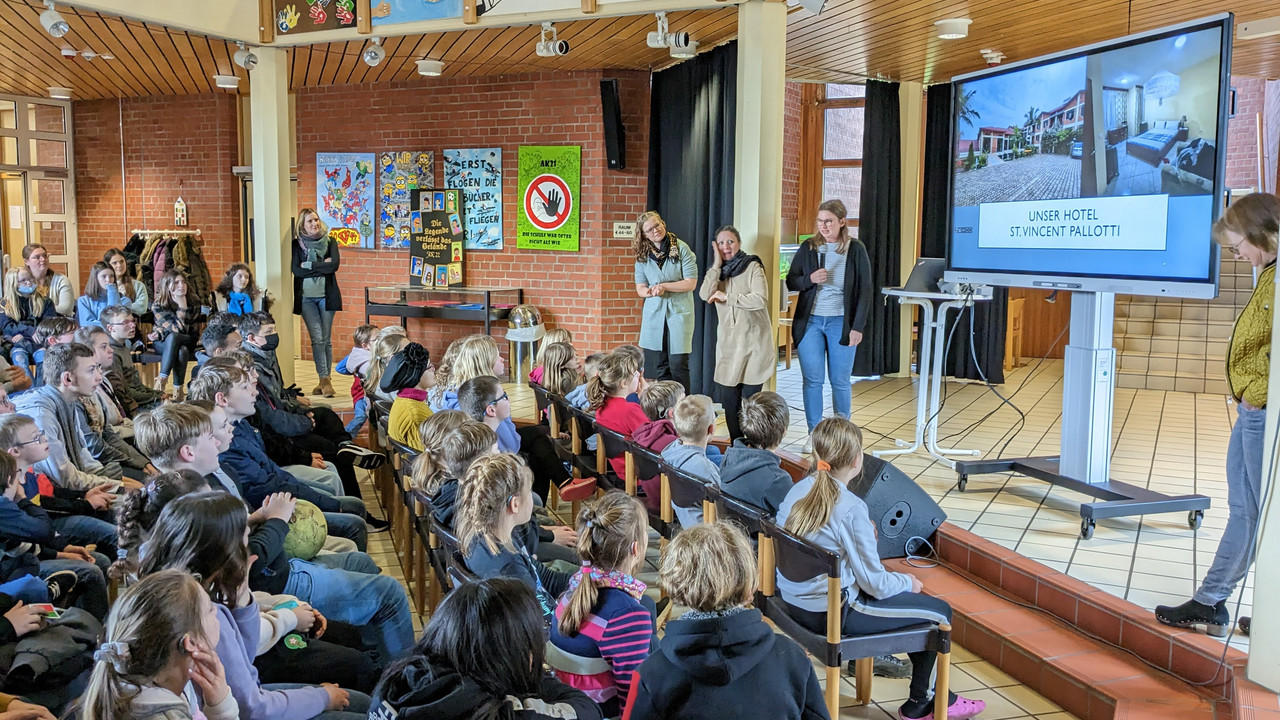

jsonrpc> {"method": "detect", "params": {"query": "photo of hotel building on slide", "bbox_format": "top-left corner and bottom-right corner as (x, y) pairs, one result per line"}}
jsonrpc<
(952, 57), (1087, 207)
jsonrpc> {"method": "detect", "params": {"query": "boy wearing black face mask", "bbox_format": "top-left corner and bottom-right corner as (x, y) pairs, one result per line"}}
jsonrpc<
(238, 312), (388, 511)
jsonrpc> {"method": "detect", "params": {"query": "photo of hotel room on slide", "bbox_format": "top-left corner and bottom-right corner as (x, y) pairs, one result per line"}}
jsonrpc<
(952, 25), (1221, 210)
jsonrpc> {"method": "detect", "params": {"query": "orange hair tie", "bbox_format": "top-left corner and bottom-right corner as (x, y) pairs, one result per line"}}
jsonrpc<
(816, 460), (831, 472)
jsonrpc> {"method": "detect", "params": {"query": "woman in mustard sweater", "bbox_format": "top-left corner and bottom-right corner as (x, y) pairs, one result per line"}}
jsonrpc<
(1156, 192), (1278, 638)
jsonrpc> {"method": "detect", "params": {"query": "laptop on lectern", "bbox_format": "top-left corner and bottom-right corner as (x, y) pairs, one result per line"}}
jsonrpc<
(902, 257), (946, 293)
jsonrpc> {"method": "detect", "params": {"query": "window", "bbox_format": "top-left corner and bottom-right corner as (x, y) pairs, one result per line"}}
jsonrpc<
(800, 83), (865, 228)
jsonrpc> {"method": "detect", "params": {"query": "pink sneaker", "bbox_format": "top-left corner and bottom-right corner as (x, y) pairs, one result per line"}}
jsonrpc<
(899, 695), (986, 720)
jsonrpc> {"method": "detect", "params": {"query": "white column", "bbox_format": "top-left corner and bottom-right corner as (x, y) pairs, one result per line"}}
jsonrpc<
(896, 81), (925, 376)
(1249, 278), (1280, 690)
(733, 0), (786, 390)
(249, 48), (296, 387)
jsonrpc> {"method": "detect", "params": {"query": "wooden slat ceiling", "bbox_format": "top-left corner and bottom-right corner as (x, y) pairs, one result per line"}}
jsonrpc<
(0, 0), (1276, 102)
(0, 0), (736, 100)
(785, 0), (1280, 83)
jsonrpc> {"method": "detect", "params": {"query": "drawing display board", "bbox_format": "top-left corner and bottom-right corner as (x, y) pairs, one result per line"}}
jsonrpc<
(379, 151), (434, 250)
(409, 188), (466, 288)
(516, 146), (581, 252)
(443, 148), (503, 250)
(317, 153), (376, 248)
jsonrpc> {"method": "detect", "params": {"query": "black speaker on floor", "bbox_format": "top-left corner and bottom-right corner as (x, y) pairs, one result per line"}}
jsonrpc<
(601, 79), (626, 170)
(848, 454), (947, 560)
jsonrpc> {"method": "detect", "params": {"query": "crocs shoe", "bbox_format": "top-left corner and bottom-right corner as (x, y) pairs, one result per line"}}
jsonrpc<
(899, 695), (987, 720)
(557, 476), (597, 502)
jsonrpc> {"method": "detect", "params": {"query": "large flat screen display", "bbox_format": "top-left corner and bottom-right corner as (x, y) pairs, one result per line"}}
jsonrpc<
(945, 16), (1231, 298)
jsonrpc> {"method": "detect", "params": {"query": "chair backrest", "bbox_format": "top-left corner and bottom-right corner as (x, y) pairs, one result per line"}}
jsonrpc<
(766, 520), (840, 586)
(661, 461), (713, 515)
(565, 405), (599, 461)
(713, 488), (771, 538)
(529, 381), (552, 418)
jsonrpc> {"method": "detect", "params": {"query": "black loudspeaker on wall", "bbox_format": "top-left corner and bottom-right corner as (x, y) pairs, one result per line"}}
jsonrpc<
(847, 454), (947, 560)
(601, 79), (626, 170)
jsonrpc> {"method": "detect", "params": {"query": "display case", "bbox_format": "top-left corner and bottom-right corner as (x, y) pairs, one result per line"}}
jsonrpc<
(363, 286), (524, 335)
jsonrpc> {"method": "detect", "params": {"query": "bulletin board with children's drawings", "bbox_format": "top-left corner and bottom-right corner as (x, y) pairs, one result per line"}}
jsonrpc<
(409, 188), (466, 289)
(378, 151), (434, 250)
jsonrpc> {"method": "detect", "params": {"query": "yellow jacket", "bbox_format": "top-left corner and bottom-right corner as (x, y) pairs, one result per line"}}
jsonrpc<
(1228, 263), (1274, 408)
(388, 395), (432, 451)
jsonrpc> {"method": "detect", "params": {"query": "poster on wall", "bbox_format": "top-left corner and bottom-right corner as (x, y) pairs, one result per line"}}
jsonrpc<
(378, 151), (434, 250)
(516, 146), (580, 252)
(370, 0), (463, 25)
(443, 148), (502, 250)
(316, 153), (376, 248)
(409, 188), (466, 289)
(274, 0), (357, 35)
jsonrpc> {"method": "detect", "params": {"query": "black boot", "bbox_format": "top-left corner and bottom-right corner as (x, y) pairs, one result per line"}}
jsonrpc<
(1238, 616), (1250, 636)
(1154, 599), (1229, 637)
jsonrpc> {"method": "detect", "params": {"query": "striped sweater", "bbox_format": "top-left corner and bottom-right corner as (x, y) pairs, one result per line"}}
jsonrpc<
(548, 586), (654, 710)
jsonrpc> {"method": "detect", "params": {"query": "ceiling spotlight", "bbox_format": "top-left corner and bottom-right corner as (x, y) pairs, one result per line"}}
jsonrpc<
(980, 48), (1005, 65)
(670, 40), (698, 59)
(47, 86), (72, 99)
(80, 50), (96, 60)
(362, 38), (386, 66)
(416, 59), (444, 76)
(935, 18), (971, 40)
(40, 1), (70, 38)
(233, 43), (257, 70)
(647, 12), (693, 52)
(60, 47), (76, 57)
(213, 74), (240, 89)
(536, 22), (569, 57)
(647, 12), (670, 49)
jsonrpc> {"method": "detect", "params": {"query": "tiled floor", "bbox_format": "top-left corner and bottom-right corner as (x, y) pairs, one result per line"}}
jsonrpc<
(296, 358), (1079, 719)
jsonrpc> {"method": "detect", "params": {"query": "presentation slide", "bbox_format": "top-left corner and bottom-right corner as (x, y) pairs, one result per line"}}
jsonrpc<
(948, 24), (1223, 284)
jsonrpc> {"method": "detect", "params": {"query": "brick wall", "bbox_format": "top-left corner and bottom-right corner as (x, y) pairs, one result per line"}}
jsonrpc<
(1226, 76), (1266, 190)
(294, 71), (649, 364)
(781, 81), (802, 225)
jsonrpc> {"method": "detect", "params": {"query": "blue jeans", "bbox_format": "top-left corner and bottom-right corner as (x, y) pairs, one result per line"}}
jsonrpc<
(345, 398), (369, 436)
(798, 315), (857, 432)
(285, 462), (345, 498)
(284, 558), (413, 667)
(324, 497), (369, 552)
(0, 574), (48, 603)
(308, 550), (381, 575)
(52, 514), (119, 559)
(263, 684), (371, 720)
(1195, 405), (1266, 606)
(40, 554), (110, 620)
(300, 297), (335, 378)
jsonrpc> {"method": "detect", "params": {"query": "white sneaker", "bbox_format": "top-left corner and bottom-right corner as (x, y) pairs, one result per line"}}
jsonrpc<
(802, 438), (813, 454)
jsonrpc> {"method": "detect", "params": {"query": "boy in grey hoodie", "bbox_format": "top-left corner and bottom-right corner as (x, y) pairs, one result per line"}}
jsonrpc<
(660, 394), (721, 528)
(717, 391), (793, 516)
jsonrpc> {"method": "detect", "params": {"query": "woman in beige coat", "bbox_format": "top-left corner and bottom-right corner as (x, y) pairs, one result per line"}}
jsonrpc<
(700, 225), (774, 440)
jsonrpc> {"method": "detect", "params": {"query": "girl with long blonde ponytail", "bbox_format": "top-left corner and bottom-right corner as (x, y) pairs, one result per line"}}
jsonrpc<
(776, 417), (987, 720)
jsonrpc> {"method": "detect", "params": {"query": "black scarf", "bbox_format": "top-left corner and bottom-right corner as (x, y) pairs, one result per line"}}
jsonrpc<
(719, 251), (763, 281)
(648, 233), (679, 268)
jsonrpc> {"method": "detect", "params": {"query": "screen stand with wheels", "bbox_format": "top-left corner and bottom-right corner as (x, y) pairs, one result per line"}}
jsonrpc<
(953, 291), (1211, 539)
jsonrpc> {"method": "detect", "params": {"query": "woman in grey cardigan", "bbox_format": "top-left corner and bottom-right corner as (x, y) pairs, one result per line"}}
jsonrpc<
(633, 211), (698, 392)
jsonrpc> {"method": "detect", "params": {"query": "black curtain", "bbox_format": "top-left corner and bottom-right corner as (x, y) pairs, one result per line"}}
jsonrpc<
(853, 80), (902, 377)
(920, 82), (1007, 383)
(647, 42), (737, 396)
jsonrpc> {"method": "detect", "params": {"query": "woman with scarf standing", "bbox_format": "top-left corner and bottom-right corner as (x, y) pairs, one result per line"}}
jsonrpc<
(291, 208), (342, 398)
(699, 226), (773, 440)
(633, 211), (698, 392)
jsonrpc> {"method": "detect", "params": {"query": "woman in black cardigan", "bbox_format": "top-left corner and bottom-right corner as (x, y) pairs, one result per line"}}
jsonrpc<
(785, 199), (872, 444)
(291, 208), (343, 398)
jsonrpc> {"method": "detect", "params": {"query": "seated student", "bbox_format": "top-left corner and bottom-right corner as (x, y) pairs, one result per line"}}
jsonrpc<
(528, 328), (573, 386)
(13, 342), (139, 492)
(197, 322), (243, 373)
(239, 311), (383, 497)
(215, 262), (267, 316)
(114, 467), (404, 685)
(623, 522), (828, 720)
(149, 270), (198, 400)
(411, 411), (494, 528)
(79, 568), (239, 720)
(103, 248), (149, 317)
(0, 267), (57, 380)
(381, 342), (435, 451)
(30, 316), (77, 388)
(660, 395), (722, 529)
(631, 380), (683, 453)
(457, 453), (570, 623)
(589, 353), (649, 483)
(100, 305), (164, 413)
(131, 492), (372, 720)
(76, 324), (141, 441)
(0, 413), (119, 557)
(778, 418), (985, 720)
(533, 341), (581, 408)
(186, 364), (374, 551)
(548, 493), (654, 717)
(72, 326), (155, 480)
(718, 391), (793, 516)
(0, 356), (31, 399)
(365, 330), (410, 406)
(336, 323), (378, 436)
(74, 262), (121, 330)
(0, 588), (98, 716)
(0, 451), (109, 621)
(567, 351), (606, 411)
(614, 344), (649, 402)
(371, 577), (604, 720)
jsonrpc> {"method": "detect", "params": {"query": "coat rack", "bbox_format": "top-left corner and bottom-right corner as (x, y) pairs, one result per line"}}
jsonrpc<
(130, 229), (202, 236)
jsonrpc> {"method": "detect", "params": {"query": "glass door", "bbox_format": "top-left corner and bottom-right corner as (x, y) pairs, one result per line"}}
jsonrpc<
(0, 95), (77, 287)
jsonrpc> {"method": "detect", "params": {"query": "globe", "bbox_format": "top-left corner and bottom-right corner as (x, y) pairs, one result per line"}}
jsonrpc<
(283, 499), (328, 560)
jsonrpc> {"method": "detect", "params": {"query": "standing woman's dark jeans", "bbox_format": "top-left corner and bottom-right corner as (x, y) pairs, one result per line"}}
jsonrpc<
(643, 326), (690, 394)
(155, 331), (193, 386)
(717, 382), (763, 441)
